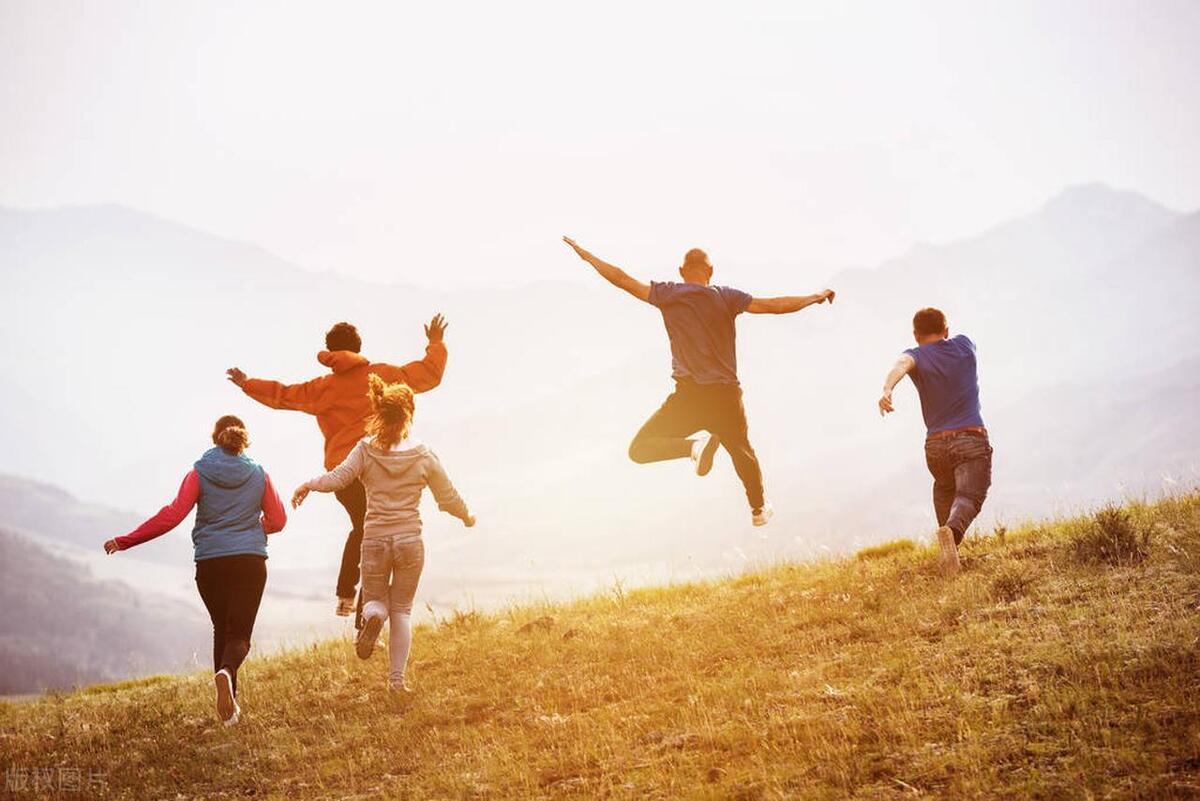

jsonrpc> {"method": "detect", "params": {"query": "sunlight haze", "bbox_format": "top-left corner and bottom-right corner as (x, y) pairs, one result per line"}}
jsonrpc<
(3, 0), (1199, 287)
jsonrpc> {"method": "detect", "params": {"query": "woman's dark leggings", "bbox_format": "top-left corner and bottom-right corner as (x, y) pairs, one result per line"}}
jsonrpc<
(195, 554), (267, 696)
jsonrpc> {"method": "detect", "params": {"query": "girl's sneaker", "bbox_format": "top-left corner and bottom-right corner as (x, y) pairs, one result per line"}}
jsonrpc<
(214, 669), (237, 724)
(356, 614), (384, 659)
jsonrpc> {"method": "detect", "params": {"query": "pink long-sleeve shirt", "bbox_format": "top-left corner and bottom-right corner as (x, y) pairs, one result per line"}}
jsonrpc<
(113, 470), (287, 551)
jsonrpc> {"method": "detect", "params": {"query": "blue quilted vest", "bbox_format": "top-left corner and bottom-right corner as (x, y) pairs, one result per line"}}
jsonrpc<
(191, 447), (268, 561)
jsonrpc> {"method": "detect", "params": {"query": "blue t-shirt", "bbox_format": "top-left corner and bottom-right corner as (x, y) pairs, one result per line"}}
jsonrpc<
(904, 334), (985, 435)
(648, 281), (752, 385)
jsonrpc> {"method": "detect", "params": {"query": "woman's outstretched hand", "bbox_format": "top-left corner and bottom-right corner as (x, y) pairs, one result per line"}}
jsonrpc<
(463, 513), (476, 528)
(103, 539), (119, 555)
(291, 485), (310, 509)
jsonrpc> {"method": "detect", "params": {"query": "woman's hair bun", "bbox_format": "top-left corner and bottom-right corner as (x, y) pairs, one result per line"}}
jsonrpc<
(212, 414), (250, 455)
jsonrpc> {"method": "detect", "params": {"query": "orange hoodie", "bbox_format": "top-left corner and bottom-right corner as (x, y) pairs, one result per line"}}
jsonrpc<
(241, 342), (447, 469)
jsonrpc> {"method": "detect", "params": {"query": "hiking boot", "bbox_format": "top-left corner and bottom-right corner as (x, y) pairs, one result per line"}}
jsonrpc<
(336, 596), (355, 617)
(936, 526), (961, 576)
(752, 501), (774, 527)
(214, 669), (237, 724)
(691, 433), (721, 477)
(356, 614), (385, 660)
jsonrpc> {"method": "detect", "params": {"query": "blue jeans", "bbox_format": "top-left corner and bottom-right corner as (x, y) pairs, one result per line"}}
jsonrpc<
(924, 432), (993, 543)
(360, 536), (425, 685)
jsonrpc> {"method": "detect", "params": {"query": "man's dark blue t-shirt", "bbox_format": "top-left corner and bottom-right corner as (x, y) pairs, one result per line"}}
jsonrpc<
(648, 281), (752, 385)
(904, 334), (985, 435)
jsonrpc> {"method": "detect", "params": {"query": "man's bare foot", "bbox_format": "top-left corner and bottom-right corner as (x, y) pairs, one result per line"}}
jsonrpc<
(936, 526), (961, 576)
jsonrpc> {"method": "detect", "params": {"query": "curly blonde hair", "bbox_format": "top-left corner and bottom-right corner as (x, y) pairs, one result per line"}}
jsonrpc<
(365, 374), (415, 451)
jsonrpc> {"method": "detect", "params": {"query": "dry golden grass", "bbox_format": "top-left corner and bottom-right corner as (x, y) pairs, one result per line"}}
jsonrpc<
(3, 494), (1199, 800)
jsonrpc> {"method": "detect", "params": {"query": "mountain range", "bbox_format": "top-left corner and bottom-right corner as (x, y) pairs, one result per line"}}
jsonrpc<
(1, 183), (1197, 684)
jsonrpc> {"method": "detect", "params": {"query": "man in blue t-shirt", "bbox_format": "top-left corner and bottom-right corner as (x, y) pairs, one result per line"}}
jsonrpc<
(564, 236), (835, 527)
(878, 307), (992, 575)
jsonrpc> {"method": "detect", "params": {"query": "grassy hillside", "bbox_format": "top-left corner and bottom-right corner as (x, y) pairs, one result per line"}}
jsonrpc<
(2, 494), (1199, 800)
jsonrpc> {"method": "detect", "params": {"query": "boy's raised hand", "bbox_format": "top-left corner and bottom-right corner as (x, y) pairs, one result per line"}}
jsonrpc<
(103, 539), (119, 555)
(226, 367), (247, 387)
(424, 314), (448, 343)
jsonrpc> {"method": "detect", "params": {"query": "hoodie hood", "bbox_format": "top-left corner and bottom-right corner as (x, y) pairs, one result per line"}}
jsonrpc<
(318, 350), (370, 374)
(361, 440), (432, 482)
(195, 447), (259, 489)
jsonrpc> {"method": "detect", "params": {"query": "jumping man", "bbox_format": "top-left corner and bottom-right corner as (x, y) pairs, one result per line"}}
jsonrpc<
(563, 237), (834, 526)
(878, 307), (992, 575)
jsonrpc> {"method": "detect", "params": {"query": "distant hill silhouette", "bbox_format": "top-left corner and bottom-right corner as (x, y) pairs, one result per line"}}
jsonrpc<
(1, 182), (1197, 605)
(0, 526), (206, 693)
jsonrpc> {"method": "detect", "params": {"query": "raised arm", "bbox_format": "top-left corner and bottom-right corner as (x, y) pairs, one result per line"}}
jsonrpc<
(878, 353), (916, 416)
(292, 443), (367, 507)
(227, 368), (326, 415)
(562, 237), (651, 302)
(375, 314), (449, 393)
(105, 471), (200, 554)
(746, 289), (835, 315)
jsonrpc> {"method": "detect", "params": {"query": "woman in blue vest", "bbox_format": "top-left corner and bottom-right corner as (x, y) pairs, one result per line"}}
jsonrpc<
(104, 415), (287, 726)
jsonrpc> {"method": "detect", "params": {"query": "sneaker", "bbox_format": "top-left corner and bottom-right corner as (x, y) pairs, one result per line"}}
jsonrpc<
(752, 501), (774, 527)
(336, 596), (355, 617)
(214, 669), (237, 724)
(356, 614), (385, 660)
(225, 698), (242, 727)
(690, 433), (721, 477)
(936, 526), (961, 576)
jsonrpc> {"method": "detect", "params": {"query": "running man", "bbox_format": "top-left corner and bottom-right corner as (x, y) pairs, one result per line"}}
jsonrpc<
(563, 237), (835, 526)
(878, 307), (992, 575)
(226, 316), (448, 616)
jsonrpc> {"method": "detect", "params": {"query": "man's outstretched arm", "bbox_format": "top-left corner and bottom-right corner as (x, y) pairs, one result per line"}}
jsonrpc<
(746, 289), (835, 314)
(562, 237), (651, 302)
(878, 353), (916, 416)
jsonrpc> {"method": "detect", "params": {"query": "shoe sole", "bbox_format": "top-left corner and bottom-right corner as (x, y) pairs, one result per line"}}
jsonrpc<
(936, 526), (961, 576)
(356, 615), (384, 660)
(696, 434), (721, 477)
(214, 671), (235, 723)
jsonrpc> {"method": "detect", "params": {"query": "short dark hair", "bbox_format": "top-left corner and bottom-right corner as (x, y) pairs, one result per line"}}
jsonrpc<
(913, 307), (947, 337)
(325, 322), (362, 353)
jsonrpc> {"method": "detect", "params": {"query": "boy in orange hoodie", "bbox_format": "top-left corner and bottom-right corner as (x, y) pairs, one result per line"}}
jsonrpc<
(226, 315), (448, 617)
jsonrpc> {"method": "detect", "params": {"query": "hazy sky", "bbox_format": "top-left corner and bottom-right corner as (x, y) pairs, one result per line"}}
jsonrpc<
(3, 0), (1199, 287)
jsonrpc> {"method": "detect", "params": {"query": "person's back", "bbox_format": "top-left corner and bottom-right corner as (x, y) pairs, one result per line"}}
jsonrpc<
(292, 376), (474, 692)
(227, 317), (449, 615)
(650, 281), (750, 385)
(241, 346), (447, 470)
(331, 437), (469, 540)
(192, 446), (270, 560)
(879, 308), (992, 576)
(903, 334), (984, 435)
